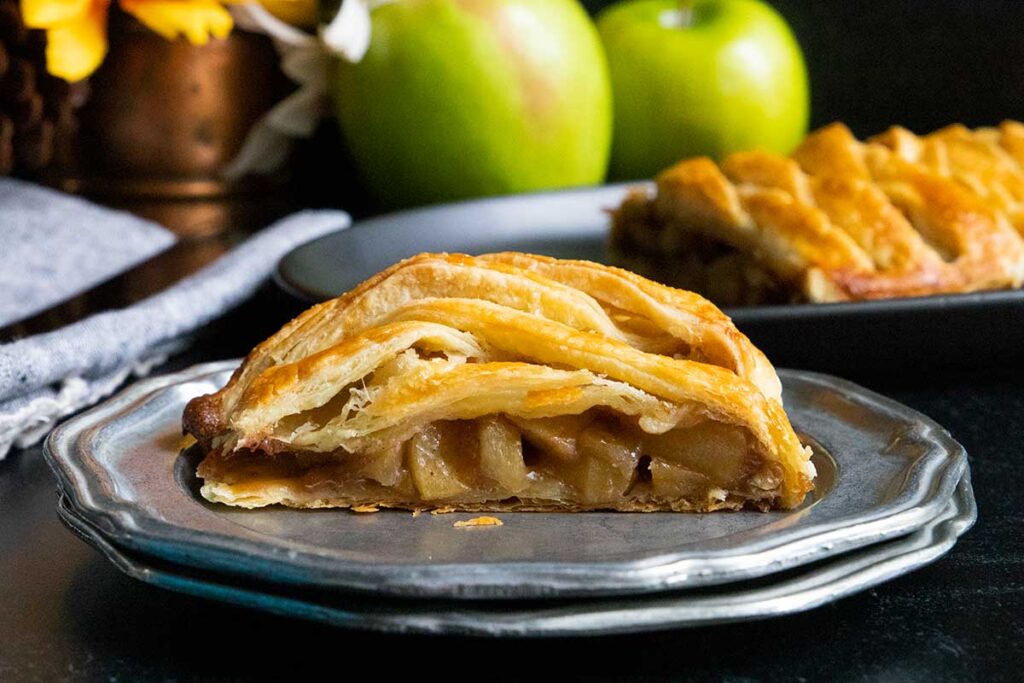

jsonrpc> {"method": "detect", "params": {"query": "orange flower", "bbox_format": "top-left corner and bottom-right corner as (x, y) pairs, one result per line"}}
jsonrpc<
(257, 0), (315, 29)
(21, 0), (237, 82)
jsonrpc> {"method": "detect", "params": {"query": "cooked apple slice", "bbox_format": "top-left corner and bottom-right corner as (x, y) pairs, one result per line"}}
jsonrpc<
(477, 416), (528, 494)
(407, 424), (469, 500)
(643, 421), (753, 488)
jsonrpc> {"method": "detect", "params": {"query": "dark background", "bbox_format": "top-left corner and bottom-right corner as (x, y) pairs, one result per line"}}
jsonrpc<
(3, 2), (1024, 681)
(584, 0), (1024, 136)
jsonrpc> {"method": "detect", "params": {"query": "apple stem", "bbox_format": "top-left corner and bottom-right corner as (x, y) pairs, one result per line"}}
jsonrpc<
(661, 1), (694, 29)
(679, 0), (694, 23)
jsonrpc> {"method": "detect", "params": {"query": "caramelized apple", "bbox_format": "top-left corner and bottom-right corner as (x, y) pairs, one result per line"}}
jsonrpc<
(649, 460), (711, 499)
(642, 421), (753, 487)
(571, 422), (642, 504)
(511, 414), (593, 461)
(349, 441), (404, 487)
(406, 424), (469, 500)
(477, 416), (528, 494)
(207, 413), (778, 510)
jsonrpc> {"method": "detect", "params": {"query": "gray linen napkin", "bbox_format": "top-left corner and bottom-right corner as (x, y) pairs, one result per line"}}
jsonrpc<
(0, 200), (350, 458)
(0, 178), (177, 327)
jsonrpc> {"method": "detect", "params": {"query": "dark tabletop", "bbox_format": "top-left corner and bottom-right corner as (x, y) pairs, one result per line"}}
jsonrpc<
(3, 1), (1024, 675)
(0, 283), (1022, 682)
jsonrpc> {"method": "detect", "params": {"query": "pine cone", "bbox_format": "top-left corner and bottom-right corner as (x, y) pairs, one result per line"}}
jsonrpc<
(0, 0), (88, 176)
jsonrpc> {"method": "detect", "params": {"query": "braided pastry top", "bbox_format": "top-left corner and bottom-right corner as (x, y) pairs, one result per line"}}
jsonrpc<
(612, 122), (1024, 302)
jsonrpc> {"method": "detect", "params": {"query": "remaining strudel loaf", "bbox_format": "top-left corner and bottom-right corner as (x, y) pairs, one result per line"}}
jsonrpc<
(183, 253), (814, 512)
(611, 122), (1024, 304)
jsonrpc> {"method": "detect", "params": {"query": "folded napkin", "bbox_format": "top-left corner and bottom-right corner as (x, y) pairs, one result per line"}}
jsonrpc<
(0, 186), (350, 458)
(0, 178), (177, 328)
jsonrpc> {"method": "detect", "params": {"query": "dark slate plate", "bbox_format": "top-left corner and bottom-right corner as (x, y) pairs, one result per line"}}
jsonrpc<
(275, 184), (1024, 373)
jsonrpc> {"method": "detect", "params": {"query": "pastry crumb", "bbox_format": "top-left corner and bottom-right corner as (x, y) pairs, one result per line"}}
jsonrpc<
(179, 434), (197, 451)
(430, 506), (456, 515)
(411, 509), (423, 517)
(351, 505), (379, 513)
(454, 516), (503, 528)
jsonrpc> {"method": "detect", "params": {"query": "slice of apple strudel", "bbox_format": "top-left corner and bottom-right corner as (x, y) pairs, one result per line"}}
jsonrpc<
(611, 121), (1024, 305)
(183, 253), (814, 512)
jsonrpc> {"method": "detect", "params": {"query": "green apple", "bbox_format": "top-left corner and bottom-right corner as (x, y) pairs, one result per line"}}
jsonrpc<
(597, 0), (809, 179)
(332, 0), (612, 208)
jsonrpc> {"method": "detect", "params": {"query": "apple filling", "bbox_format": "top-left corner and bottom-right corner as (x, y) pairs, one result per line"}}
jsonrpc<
(610, 189), (793, 307)
(196, 410), (785, 511)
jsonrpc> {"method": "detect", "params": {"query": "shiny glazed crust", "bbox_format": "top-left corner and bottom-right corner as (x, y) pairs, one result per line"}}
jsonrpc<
(183, 253), (814, 511)
(611, 122), (1024, 303)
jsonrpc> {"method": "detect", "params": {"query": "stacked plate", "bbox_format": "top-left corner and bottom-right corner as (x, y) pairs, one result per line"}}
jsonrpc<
(44, 361), (974, 636)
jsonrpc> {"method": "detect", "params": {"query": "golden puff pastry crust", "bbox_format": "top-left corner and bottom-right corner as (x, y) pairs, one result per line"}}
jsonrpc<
(611, 122), (1024, 305)
(183, 253), (814, 513)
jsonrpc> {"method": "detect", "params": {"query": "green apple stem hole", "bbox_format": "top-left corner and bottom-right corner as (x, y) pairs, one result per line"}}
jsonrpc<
(660, 1), (694, 29)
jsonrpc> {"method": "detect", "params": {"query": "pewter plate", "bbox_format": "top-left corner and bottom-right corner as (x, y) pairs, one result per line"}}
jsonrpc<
(44, 361), (967, 600)
(54, 473), (976, 636)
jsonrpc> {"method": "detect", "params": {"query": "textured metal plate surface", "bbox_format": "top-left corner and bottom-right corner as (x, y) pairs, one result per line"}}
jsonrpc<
(54, 473), (976, 636)
(45, 361), (967, 600)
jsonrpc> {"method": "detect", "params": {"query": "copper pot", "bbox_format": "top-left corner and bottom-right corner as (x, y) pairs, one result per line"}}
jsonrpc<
(48, 11), (293, 238)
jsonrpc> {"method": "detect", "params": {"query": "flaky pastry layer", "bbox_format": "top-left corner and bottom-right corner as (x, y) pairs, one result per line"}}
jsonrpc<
(184, 253), (814, 511)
